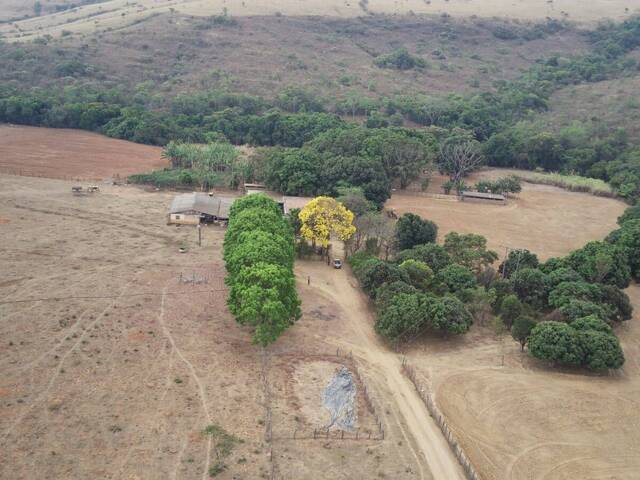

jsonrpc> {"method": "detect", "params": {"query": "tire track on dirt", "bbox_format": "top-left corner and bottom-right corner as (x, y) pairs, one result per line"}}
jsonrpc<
(156, 284), (213, 480)
(1, 279), (133, 443)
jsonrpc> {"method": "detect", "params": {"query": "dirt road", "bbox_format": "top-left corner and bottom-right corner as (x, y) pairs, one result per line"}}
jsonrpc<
(296, 260), (465, 480)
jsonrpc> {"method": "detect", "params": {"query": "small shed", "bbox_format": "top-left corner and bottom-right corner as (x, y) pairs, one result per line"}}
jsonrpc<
(461, 191), (506, 204)
(168, 192), (232, 225)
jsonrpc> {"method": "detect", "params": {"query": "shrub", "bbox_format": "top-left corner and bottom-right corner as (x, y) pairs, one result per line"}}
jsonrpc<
(399, 259), (434, 290)
(511, 268), (550, 309)
(435, 264), (477, 294)
(396, 213), (438, 250)
(500, 294), (523, 327)
(498, 249), (539, 278)
(577, 330), (625, 370)
(528, 322), (584, 366)
(617, 205), (640, 225)
(511, 316), (536, 351)
(427, 296), (473, 334)
(395, 243), (451, 272)
(374, 48), (427, 70)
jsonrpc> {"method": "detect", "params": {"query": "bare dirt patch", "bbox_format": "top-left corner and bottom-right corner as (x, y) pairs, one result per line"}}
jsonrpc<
(0, 125), (166, 180)
(387, 169), (627, 261)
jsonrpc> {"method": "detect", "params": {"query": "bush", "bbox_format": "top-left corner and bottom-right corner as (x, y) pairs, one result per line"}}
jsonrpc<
(578, 330), (625, 370)
(396, 213), (438, 250)
(427, 296), (473, 334)
(357, 259), (409, 298)
(528, 322), (583, 366)
(435, 264), (477, 294)
(511, 316), (536, 351)
(498, 249), (539, 278)
(617, 205), (640, 225)
(374, 48), (427, 70)
(399, 259), (434, 290)
(500, 294), (523, 327)
(395, 243), (452, 272)
(511, 268), (550, 309)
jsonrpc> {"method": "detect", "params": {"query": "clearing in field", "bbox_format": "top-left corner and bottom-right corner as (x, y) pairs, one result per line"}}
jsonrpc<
(0, 125), (166, 180)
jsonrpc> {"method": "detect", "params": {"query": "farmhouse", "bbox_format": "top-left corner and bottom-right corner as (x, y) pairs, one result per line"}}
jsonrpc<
(461, 191), (506, 204)
(168, 192), (232, 225)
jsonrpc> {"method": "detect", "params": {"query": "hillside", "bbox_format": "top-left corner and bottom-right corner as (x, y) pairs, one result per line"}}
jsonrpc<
(1, 0), (638, 37)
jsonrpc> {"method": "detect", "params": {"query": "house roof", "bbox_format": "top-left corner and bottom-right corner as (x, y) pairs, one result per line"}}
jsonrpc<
(169, 192), (232, 218)
(462, 191), (506, 201)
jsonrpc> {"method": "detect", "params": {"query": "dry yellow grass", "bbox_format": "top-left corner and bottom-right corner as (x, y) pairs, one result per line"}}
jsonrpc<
(1, 0), (638, 40)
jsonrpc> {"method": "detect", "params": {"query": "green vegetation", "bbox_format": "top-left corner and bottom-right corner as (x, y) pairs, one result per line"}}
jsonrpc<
(223, 195), (300, 345)
(395, 213), (438, 251)
(374, 48), (427, 70)
(525, 172), (614, 196)
(203, 423), (243, 477)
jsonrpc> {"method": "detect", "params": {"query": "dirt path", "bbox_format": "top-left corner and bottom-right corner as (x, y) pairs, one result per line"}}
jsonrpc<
(296, 260), (465, 480)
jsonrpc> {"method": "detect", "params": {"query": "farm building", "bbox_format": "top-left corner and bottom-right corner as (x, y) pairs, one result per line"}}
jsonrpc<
(168, 192), (232, 225)
(461, 191), (506, 204)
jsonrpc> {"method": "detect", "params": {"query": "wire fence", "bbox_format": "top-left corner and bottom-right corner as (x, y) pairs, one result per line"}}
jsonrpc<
(271, 348), (385, 443)
(401, 358), (480, 480)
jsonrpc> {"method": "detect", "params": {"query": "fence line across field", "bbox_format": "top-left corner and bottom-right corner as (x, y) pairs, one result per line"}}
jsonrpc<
(401, 358), (480, 480)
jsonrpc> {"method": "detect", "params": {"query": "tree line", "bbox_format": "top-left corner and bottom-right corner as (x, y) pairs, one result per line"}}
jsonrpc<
(223, 194), (301, 346)
(2, 17), (640, 202)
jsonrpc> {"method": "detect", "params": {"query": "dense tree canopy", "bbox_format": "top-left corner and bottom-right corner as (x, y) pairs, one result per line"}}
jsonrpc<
(395, 213), (438, 251)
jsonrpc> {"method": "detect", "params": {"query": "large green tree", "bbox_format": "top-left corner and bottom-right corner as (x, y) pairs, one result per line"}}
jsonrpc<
(396, 213), (438, 250)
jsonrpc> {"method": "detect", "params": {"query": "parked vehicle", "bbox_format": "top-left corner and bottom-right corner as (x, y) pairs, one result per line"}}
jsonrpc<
(333, 259), (343, 269)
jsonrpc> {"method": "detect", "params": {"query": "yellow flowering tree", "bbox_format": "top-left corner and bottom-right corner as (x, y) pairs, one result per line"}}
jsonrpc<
(299, 196), (356, 248)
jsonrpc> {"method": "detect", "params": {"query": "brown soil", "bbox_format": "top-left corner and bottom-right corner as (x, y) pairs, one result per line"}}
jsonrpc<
(0, 125), (166, 180)
(387, 170), (627, 261)
(0, 174), (420, 479)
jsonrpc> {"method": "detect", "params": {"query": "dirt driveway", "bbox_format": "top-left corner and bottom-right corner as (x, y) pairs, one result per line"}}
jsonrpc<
(295, 259), (464, 480)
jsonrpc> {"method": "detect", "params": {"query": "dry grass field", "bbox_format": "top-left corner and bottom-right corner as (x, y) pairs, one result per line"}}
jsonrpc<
(1, 129), (638, 479)
(0, 174), (427, 479)
(402, 285), (640, 480)
(0, 125), (166, 179)
(387, 169), (626, 261)
(1, 0), (638, 39)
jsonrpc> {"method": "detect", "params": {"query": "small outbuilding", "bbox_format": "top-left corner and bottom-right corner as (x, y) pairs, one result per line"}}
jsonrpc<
(461, 191), (506, 204)
(168, 192), (232, 225)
